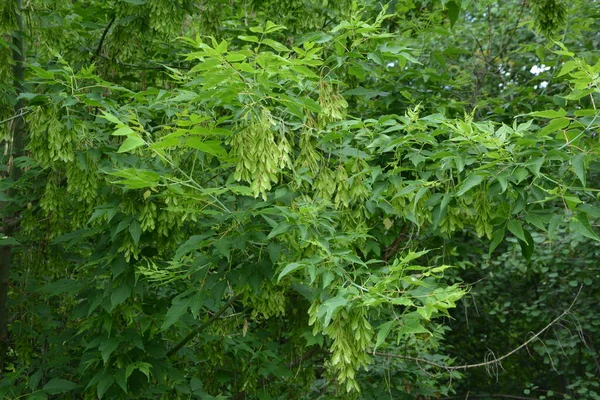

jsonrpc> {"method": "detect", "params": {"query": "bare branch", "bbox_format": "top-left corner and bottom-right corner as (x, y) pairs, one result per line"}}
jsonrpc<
(91, 15), (116, 64)
(374, 286), (583, 371)
(167, 293), (241, 358)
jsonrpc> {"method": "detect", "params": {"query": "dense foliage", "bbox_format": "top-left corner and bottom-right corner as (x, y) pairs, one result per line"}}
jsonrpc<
(1, 0), (599, 399)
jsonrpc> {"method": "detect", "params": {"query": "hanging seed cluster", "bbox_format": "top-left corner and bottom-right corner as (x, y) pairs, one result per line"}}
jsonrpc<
(232, 111), (292, 200)
(309, 304), (373, 392)
(241, 282), (287, 319)
(27, 106), (76, 163)
(530, 0), (567, 37)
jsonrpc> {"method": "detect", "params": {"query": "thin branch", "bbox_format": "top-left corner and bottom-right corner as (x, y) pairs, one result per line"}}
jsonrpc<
(374, 286), (583, 371)
(492, 0), (527, 63)
(91, 15), (116, 64)
(0, 216), (21, 233)
(232, 346), (324, 400)
(382, 225), (409, 262)
(0, 109), (29, 127)
(167, 293), (240, 358)
(441, 395), (538, 400)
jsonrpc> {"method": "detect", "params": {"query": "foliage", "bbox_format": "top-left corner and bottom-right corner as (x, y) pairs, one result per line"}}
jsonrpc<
(1, 0), (599, 399)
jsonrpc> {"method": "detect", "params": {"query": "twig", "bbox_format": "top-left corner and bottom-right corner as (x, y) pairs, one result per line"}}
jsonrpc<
(492, 0), (527, 63)
(382, 225), (409, 262)
(91, 15), (116, 64)
(166, 293), (240, 358)
(374, 286), (583, 371)
(441, 395), (538, 400)
(0, 109), (29, 127)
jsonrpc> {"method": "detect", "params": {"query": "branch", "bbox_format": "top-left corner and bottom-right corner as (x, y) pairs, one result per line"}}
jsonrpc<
(91, 15), (115, 64)
(492, 0), (527, 63)
(0, 109), (29, 127)
(0, 216), (21, 233)
(232, 346), (324, 400)
(441, 395), (538, 400)
(166, 293), (240, 358)
(374, 286), (583, 371)
(382, 225), (409, 262)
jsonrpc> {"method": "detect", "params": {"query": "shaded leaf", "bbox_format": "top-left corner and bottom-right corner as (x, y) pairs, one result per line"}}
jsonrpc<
(161, 297), (191, 330)
(277, 262), (305, 282)
(456, 174), (483, 196)
(507, 220), (526, 242)
(447, 1), (460, 28)
(374, 321), (395, 351)
(42, 379), (78, 395)
(571, 153), (586, 187)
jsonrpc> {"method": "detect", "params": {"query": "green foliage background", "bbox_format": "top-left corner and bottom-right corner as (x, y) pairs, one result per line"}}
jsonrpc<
(1, 0), (599, 399)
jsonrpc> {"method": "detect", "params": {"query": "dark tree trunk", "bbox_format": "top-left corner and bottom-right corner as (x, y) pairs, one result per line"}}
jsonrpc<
(0, 0), (25, 373)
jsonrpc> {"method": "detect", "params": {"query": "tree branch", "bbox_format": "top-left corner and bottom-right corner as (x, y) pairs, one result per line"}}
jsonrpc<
(441, 395), (538, 400)
(166, 293), (240, 358)
(491, 0), (527, 63)
(382, 225), (409, 262)
(91, 15), (115, 64)
(0, 0), (26, 372)
(374, 286), (583, 371)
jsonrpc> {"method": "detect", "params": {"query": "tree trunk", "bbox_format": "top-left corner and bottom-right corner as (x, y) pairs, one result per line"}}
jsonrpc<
(0, 0), (25, 373)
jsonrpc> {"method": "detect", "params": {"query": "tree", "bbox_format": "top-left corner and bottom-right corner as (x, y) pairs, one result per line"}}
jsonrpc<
(1, 0), (599, 399)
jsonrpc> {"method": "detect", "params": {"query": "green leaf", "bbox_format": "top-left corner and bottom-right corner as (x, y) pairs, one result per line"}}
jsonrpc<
(538, 118), (570, 136)
(518, 228), (535, 261)
(135, 362), (152, 381)
(129, 219), (141, 246)
(267, 222), (291, 239)
(174, 232), (214, 261)
(563, 88), (595, 100)
(97, 374), (115, 399)
(109, 168), (161, 188)
(112, 126), (134, 136)
(0, 236), (21, 246)
(29, 370), (43, 390)
(321, 295), (349, 327)
(37, 278), (82, 295)
(117, 136), (146, 153)
(525, 213), (547, 232)
(101, 111), (123, 125)
(99, 338), (120, 364)
(374, 321), (395, 351)
(213, 237), (231, 259)
(238, 35), (259, 42)
(261, 39), (290, 52)
(225, 52), (247, 62)
(42, 378), (78, 395)
(277, 262), (305, 282)
(557, 60), (578, 77)
(447, 1), (460, 28)
(185, 138), (227, 158)
(343, 87), (389, 99)
(290, 65), (318, 79)
(571, 153), (586, 187)
(114, 369), (128, 394)
(578, 204), (600, 218)
(297, 96), (322, 113)
(110, 286), (131, 310)
(264, 20), (286, 34)
(507, 220), (526, 242)
(161, 297), (191, 330)
(456, 174), (483, 196)
(569, 214), (600, 241)
(529, 109), (566, 118)
(398, 317), (430, 336)
(548, 214), (562, 239)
